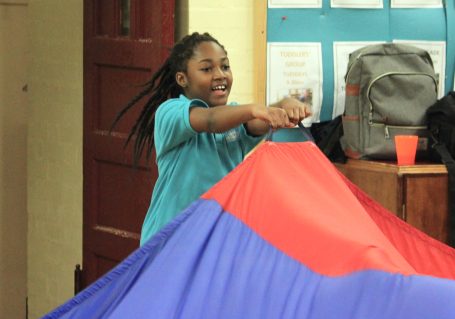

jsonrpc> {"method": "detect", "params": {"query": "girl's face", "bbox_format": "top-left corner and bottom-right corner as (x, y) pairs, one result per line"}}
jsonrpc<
(176, 41), (233, 107)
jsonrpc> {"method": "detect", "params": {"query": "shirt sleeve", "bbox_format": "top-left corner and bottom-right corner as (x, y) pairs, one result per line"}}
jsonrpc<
(154, 97), (207, 156)
(238, 122), (265, 155)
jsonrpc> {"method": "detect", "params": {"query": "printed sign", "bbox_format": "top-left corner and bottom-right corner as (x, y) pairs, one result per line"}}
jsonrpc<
(267, 42), (323, 125)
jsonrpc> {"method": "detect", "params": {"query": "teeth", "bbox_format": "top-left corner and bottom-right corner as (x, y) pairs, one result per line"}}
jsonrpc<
(212, 85), (226, 91)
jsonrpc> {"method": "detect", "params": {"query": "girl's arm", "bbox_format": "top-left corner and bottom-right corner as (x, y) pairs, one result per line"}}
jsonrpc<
(246, 98), (311, 135)
(189, 103), (291, 133)
(189, 98), (311, 135)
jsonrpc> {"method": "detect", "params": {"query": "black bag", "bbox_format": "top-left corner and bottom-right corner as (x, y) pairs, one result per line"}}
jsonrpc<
(427, 91), (455, 162)
(310, 115), (347, 163)
(427, 91), (455, 246)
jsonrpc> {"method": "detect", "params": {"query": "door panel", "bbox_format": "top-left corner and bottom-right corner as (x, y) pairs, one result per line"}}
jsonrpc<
(83, 0), (174, 286)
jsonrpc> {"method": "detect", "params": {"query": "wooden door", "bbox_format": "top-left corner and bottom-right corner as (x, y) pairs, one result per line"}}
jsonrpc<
(83, 0), (174, 287)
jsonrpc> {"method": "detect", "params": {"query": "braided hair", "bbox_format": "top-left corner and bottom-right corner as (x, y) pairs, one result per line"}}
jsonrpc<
(111, 32), (227, 164)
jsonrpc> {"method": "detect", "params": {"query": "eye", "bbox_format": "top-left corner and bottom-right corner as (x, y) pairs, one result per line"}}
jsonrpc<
(200, 67), (212, 72)
(222, 65), (230, 71)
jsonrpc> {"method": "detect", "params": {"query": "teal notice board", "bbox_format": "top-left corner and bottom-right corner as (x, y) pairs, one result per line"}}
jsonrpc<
(267, 0), (455, 122)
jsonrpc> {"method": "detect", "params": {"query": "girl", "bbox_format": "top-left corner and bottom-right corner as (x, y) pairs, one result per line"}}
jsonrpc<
(113, 32), (311, 245)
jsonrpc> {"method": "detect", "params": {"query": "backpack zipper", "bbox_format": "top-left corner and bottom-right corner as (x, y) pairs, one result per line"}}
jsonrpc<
(366, 71), (438, 125)
(371, 123), (427, 139)
(344, 53), (363, 83)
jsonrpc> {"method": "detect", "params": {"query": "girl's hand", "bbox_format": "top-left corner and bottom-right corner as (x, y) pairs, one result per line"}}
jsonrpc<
(251, 105), (293, 129)
(271, 97), (312, 126)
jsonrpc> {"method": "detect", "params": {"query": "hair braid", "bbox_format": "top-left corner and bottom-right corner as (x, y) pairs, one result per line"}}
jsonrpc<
(111, 32), (226, 164)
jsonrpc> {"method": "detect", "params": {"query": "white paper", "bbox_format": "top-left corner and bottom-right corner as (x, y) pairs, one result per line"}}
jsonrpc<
(393, 40), (446, 98)
(268, 0), (322, 8)
(332, 41), (385, 118)
(267, 42), (323, 126)
(391, 0), (442, 8)
(331, 0), (383, 8)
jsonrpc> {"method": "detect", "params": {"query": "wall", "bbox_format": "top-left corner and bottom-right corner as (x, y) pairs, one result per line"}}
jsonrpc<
(26, 0), (83, 318)
(175, 0), (189, 42)
(266, 2), (453, 121)
(0, 2), (28, 318)
(187, 0), (258, 104)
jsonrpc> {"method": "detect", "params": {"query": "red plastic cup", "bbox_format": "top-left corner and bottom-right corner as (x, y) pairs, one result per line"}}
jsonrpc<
(394, 135), (418, 165)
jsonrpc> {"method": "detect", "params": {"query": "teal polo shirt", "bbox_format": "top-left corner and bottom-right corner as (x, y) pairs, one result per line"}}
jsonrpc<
(140, 95), (264, 245)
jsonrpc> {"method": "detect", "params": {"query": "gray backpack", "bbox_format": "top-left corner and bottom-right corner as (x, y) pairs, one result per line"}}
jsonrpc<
(340, 43), (438, 160)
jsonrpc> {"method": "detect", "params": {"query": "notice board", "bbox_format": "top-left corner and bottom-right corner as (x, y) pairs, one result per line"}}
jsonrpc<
(266, 0), (455, 123)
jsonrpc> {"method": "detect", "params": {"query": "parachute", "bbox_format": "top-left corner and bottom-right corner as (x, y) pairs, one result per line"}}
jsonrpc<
(43, 142), (455, 319)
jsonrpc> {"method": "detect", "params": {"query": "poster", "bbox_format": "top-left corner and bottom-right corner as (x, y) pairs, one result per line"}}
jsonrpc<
(391, 0), (442, 8)
(267, 42), (323, 126)
(393, 40), (446, 97)
(268, 0), (322, 8)
(332, 41), (384, 118)
(331, 0), (383, 8)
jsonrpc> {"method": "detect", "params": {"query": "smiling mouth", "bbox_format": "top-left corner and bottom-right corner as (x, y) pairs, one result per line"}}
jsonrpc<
(212, 84), (227, 92)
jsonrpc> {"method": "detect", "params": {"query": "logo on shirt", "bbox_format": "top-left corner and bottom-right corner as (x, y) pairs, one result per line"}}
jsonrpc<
(225, 128), (240, 142)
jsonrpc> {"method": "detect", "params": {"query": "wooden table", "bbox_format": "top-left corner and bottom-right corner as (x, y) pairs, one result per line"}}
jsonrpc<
(335, 159), (449, 243)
